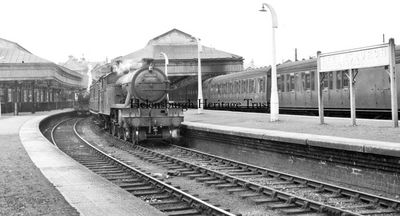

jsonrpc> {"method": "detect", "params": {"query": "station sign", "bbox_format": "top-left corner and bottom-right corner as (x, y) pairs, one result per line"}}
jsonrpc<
(319, 44), (390, 72)
(317, 39), (397, 127)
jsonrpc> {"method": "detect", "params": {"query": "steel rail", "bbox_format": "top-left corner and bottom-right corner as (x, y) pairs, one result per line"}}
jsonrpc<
(72, 118), (236, 216)
(132, 145), (363, 216)
(50, 118), (73, 147)
(172, 144), (400, 210)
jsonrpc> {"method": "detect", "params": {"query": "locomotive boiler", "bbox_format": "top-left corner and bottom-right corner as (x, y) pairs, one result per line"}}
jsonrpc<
(89, 60), (183, 144)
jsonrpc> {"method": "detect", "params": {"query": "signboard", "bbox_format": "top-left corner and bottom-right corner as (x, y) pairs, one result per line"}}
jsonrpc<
(317, 40), (397, 127)
(319, 44), (390, 72)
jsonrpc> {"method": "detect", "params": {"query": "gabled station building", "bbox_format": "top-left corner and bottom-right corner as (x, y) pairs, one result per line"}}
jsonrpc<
(92, 29), (244, 88)
(0, 38), (84, 114)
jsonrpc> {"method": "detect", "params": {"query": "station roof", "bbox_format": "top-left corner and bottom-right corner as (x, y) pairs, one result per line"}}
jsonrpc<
(0, 38), (83, 88)
(116, 28), (243, 62)
(0, 38), (50, 63)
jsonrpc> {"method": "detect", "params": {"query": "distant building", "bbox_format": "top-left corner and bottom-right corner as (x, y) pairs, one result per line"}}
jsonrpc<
(61, 55), (93, 89)
(89, 59), (112, 85)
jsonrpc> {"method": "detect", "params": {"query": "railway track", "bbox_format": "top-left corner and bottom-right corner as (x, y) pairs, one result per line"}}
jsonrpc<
(51, 118), (237, 216)
(88, 122), (400, 216)
(149, 145), (400, 216)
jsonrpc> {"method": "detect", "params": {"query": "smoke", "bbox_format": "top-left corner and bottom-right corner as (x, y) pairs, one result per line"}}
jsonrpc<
(87, 64), (92, 92)
(114, 59), (143, 75)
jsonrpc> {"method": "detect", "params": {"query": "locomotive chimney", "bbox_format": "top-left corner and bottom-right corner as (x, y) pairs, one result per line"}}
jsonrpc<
(295, 48), (298, 61)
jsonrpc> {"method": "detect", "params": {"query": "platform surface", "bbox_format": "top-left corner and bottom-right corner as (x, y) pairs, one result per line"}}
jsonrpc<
(183, 110), (400, 156)
(3, 110), (165, 216)
(0, 110), (79, 215)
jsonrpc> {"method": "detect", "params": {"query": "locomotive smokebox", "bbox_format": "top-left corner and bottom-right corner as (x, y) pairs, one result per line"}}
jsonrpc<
(115, 65), (169, 104)
(130, 66), (169, 103)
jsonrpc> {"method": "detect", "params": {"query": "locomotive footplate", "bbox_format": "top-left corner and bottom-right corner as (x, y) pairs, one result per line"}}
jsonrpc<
(127, 116), (183, 127)
(119, 108), (183, 128)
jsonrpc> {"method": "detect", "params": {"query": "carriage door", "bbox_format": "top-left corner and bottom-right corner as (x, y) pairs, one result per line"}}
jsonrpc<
(304, 71), (312, 107)
(322, 72), (333, 107)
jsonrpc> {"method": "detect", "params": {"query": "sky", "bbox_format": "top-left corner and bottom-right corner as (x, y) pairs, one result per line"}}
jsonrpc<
(1, 0), (400, 67)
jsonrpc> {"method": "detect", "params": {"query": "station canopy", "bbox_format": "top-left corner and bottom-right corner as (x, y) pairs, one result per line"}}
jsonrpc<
(0, 38), (83, 89)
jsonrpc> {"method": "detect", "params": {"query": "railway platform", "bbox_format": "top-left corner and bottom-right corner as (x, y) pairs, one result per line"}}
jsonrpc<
(0, 110), (79, 215)
(183, 109), (400, 155)
(182, 109), (400, 196)
(1, 110), (165, 216)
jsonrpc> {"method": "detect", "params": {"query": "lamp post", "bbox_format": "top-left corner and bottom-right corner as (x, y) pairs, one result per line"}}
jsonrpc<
(196, 38), (203, 114)
(260, 3), (279, 122)
(160, 52), (169, 103)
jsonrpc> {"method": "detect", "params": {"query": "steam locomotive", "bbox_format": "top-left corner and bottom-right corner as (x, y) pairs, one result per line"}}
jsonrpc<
(170, 47), (400, 118)
(89, 59), (183, 144)
(74, 91), (90, 116)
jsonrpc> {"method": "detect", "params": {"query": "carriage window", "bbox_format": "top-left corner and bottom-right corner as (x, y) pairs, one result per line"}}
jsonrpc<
(278, 75), (283, 92)
(310, 71), (315, 90)
(277, 76), (281, 92)
(343, 71), (349, 88)
(281, 75), (285, 92)
(305, 72), (311, 90)
(323, 73), (329, 89)
(301, 73), (306, 91)
(328, 72), (333, 89)
(290, 74), (295, 91)
(285, 74), (290, 92)
(336, 71), (342, 89)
